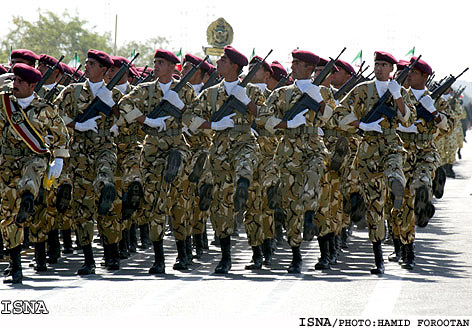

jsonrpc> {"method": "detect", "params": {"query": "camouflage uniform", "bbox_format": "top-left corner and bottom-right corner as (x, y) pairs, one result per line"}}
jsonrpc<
(54, 80), (119, 246)
(0, 93), (69, 250)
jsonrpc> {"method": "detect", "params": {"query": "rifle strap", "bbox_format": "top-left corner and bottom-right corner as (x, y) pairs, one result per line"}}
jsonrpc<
(365, 82), (375, 114)
(209, 86), (218, 114)
(285, 87), (294, 112)
(147, 85), (154, 114)
(72, 84), (84, 119)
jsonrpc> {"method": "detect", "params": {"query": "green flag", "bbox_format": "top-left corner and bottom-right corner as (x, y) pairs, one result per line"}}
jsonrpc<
(68, 52), (80, 68)
(128, 49), (136, 60)
(174, 48), (182, 60)
(8, 45), (12, 62)
(405, 47), (415, 57)
(250, 48), (255, 59)
(351, 50), (362, 65)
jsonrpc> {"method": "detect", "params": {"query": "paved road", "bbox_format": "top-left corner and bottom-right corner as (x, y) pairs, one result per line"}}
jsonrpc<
(2, 140), (472, 328)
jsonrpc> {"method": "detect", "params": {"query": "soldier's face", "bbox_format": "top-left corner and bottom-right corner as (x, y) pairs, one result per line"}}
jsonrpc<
(216, 54), (237, 78)
(12, 76), (36, 98)
(407, 68), (427, 89)
(181, 62), (203, 84)
(331, 69), (351, 86)
(10, 58), (34, 68)
(248, 65), (267, 84)
(153, 58), (175, 79)
(374, 61), (393, 81)
(291, 59), (314, 80)
(85, 58), (107, 82)
(37, 62), (61, 83)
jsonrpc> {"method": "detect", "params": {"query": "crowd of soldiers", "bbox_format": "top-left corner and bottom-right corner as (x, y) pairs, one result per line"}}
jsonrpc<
(0, 44), (468, 284)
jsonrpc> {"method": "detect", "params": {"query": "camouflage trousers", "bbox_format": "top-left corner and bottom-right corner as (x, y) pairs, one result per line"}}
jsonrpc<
(45, 170), (74, 236)
(141, 137), (190, 242)
(0, 155), (48, 249)
(70, 144), (119, 246)
(340, 137), (361, 229)
(456, 124), (465, 150)
(276, 137), (327, 247)
(389, 138), (438, 245)
(203, 137), (259, 240)
(357, 135), (406, 243)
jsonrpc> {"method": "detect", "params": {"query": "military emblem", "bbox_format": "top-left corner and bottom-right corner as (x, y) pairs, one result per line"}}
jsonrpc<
(11, 111), (24, 125)
(206, 18), (233, 48)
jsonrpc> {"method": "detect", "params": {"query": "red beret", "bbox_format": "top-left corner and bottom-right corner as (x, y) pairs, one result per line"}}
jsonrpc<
(39, 54), (64, 72)
(292, 49), (319, 66)
(10, 49), (39, 63)
(87, 49), (113, 68)
(136, 66), (153, 75)
(249, 55), (273, 75)
(374, 51), (398, 64)
(154, 49), (180, 64)
(270, 61), (288, 81)
(0, 65), (7, 75)
(110, 56), (130, 68)
(317, 57), (339, 72)
(335, 59), (355, 75)
(396, 59), (410, 71)
(223, 46), (248, 67)
(13, 63), (42, 84)
(183, 53), (211, 72)
(410, 56), (433, 76)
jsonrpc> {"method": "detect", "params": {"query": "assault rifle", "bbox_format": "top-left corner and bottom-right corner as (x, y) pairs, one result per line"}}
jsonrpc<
(360, 55), (422, 124)
(333, 61), (369, 100)
(201, 70), (221, 92)
(144, 55), (209, 122)
(281, 48), (346, 121)
(34, 55), (64, 92)
(429, 68), (468, 101)
(273, 73), (291, 91)
(133, 65), (152, 85)
(74, 52), (139, 123)
(210, 49), (273, 122)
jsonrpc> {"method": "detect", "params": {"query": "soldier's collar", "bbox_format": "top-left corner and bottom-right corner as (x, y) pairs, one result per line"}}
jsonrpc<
(16, 93), (35, 109)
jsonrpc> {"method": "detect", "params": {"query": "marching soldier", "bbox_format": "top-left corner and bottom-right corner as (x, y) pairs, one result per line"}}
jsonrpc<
(36, 54), (65, 99)
(336, 51), (415, 274)
(1, 64), (69, 283)
(117, 49), (196, 273)
(183, 45), (265, 274)
(55, 49), (119, 275)
(258, 49), (331, 273)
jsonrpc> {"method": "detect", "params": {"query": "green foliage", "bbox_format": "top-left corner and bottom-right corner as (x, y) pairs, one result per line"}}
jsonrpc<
(117, 37), (170, 67)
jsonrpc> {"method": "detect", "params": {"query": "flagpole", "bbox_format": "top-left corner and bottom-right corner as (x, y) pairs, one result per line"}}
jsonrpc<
(114, 14), (118, 55)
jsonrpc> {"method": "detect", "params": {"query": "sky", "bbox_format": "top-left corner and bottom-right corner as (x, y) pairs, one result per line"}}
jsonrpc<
(2, 0), (471, 83)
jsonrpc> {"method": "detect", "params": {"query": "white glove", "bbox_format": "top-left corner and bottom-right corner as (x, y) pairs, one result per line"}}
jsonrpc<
(305, 84), (323, 103)
(75, 116), (101, 133)
(388, 80), (402, 99)
(182, 124), (192, 136)
(359, 118), (384, 133)
(143, 115), (171, 132)
(48, 158), (63, 179)
(96, 87), (115, 107)
(287, 109), (308, 129)
(211, 113), (236, 131)
(229, 85), (251, 106)
(397, 123), (418, 133)
(318, 127), (324, 136)
(0, 73), (14, 85)
(419, 95), (436, 113)
(44, 134), (54, 145)
(163, 90), (184, 110)
(251, 128), (259, 137)
(110, 124), (119, 137)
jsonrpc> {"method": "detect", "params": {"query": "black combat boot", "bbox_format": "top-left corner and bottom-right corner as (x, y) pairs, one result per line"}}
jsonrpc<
(119, 229), (130, 259)
(16, 191), (35, 224)
(245, 245), (263, 270)
(432, 166), (447, 199)
(61, 229), (74, 254)
(77, 244), (96, 275)
(127, 181), (143, 210)
(185, 236), (193, 265)
(0, 234), (4, 260)
(149, 240), (165, 274)
(350, 192), (366, 223)
(199, 184), (213, 211)
(34, 241), (48, 272)
(328, 233), (338, 265)
(3, 245), (23, 284)
(234, 177), (250, 212)
(98, 183), (116, 215)
(188, 152), (207, 183)
(390, 179), (404, 210)
(414, 185), (429, 225)
(129, 223), (137, 253)
(214, 236), (231, 274)
(370, 241), (384, 275)
(106, 243), (120, 270)
(164, 149), (182, 183)
(262, 238), (273, 266)
(139, 223), (151, 250)
(56, 183), (72, 213)
(47, 229), (61, 264)
(445, 163), (456, 179)
(202, 227), (209, 250)
(287, 245), (302, 274)
(302, 210), (318, 242)
(192, 233), (204, 260)
(101, 243), (111, 267)
(401, 243), (415, 270)
(274, 214), (285, 246)
(388, 239), (402, 262)
(315, 235), (331, 270)
(340, 227), (349, 249)
(329, 136), (349, 171)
